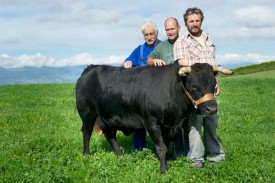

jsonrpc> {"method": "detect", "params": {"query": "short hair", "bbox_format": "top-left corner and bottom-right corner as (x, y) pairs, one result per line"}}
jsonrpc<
(183, 7), (204, 23)
(141, 22), (158, 35)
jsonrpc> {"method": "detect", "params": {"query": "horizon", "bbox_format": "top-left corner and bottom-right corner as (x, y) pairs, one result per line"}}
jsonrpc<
(1, 61), (273, 86)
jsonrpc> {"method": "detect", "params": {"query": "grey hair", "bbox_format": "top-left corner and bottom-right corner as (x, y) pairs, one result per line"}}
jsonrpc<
(183, 7), (204, 23)
(141, 22), (158, 35)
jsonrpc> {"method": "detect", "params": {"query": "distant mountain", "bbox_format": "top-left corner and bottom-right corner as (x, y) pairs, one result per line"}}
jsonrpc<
(1, 61), (273, 85)
(0, 65), (88, 85)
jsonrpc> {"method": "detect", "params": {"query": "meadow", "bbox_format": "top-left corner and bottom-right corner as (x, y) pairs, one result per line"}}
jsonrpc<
(0, 71), (274, 182)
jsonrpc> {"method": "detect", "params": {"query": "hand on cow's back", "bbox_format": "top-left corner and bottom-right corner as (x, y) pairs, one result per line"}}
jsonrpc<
(122, 61), (133, 68)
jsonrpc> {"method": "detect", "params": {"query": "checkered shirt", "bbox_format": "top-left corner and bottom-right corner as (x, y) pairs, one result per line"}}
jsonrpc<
(174, 31), (215, 66)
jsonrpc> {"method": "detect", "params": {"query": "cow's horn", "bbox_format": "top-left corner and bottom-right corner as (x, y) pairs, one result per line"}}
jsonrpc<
(178, 67), (191, 76)
(213, 66), (234, 75)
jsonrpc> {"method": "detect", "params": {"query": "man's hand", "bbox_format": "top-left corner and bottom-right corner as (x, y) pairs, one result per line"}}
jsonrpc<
(123, 61), (133, 68)
(153, 59), (166, 66)
(215, 77), (220, 96)
(177, 59), (189, 66)
(215, 85), (220, 96)
(147, 56), (165, 66)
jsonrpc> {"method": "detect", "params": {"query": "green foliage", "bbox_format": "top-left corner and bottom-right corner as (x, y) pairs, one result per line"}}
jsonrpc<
(0, 79), (274, 182)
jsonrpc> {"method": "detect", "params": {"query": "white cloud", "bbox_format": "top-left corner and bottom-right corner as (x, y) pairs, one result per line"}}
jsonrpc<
(216, 53), (275, 65)
(38, 9), (122, 24)
(0, 0), (274, 71)
(0, 53), (125, 69)
(217, 26), (275, 40)
(1, 52), (274, 69)
(235, 6), (275, 27)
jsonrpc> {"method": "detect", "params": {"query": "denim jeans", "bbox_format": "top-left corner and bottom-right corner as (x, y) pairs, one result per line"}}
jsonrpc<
(133, 129), (147, 150)
(188, 112), (225, 162)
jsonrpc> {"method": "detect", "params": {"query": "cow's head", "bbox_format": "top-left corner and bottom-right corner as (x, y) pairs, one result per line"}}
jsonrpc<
(178, 63), (234, 115)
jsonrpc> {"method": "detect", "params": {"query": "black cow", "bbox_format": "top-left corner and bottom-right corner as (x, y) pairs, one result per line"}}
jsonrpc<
(75, 63), (233, 173)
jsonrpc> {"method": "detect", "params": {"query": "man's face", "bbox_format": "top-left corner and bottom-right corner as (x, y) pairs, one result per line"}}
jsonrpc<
(165, 21), (180, 42)
(185, 14), (202, 36)
(143, 27), (158, 46)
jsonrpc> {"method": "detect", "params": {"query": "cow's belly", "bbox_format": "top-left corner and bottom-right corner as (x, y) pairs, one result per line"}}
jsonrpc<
(101, 114), (145, 129)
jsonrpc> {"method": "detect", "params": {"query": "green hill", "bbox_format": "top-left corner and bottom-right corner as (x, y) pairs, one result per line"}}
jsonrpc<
(232, 60), (275, 75)
(220, 60), (275, 78)
(232, 70), (275, 78)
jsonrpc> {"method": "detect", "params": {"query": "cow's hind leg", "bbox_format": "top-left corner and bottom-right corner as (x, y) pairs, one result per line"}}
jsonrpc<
(80, 111), (97, 155)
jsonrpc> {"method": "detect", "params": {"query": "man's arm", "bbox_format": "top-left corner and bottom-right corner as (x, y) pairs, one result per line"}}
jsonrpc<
(215, 76), (220, 95)
(146, 56), (154, 66)
(174, 38), (189, 66)
(123, 45), (141, 68)
(176, 59), (189, 66)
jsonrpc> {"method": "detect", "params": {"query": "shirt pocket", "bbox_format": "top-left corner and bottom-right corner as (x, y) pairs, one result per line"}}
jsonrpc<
(188, 42), (202, 60)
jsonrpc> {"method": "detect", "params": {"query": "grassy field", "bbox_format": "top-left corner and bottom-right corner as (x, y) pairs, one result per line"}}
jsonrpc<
(0, 71), (274, 182)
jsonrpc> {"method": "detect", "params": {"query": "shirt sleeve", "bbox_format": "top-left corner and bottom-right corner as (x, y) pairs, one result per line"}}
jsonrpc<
(124, 46), (140, 67)
(148, 44), (161, 59)
(173, 38), (184, 61)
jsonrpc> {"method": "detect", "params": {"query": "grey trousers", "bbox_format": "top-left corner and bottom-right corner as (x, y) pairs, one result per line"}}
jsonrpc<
(188, 112), (225, 162)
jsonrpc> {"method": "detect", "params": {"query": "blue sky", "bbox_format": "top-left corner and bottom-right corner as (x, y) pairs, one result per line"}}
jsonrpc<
(0, 0), (275, 69)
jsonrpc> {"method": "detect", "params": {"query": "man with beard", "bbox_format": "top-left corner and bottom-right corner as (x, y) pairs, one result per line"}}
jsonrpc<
(174, 7), (225, 168)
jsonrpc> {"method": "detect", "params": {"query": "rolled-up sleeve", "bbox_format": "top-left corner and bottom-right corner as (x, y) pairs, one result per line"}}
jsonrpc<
(174, 36), (189, 62)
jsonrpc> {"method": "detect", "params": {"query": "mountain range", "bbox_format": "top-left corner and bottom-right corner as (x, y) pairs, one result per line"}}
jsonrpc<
(0, 66), (87, 85)
(0, 62), (257, 85)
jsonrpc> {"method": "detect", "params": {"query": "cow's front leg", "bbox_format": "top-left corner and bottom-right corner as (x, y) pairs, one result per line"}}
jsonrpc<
(155, 143), (168, 173)
(146, 123), (168, 173)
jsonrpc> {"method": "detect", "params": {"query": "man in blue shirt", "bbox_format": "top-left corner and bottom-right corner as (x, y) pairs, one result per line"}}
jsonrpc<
(123, 22), (161, 68)
(122, 22), (161, 150)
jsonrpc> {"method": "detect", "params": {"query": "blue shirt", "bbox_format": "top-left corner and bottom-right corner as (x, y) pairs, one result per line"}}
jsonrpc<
(124, 40), (161, 67)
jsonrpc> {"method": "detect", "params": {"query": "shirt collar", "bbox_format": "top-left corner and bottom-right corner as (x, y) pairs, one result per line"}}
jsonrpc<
(185, 30), (209, 40)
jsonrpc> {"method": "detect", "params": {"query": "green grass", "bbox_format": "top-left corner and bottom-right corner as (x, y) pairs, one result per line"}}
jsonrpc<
(0, 76), (274, 182)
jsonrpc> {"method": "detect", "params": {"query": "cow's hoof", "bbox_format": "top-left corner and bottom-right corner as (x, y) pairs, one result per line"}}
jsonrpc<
(160, 169), (167, 174)
(83, 151), (90, 156)
(115, 152), (123, 156)
(160, 166), (168, 174)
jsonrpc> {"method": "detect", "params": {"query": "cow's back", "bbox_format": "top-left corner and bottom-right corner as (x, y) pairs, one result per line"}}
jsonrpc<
(76, 64), (189, 128)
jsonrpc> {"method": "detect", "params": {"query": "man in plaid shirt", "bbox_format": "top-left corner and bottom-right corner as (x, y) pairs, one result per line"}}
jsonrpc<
(174, 7), (225, 168)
